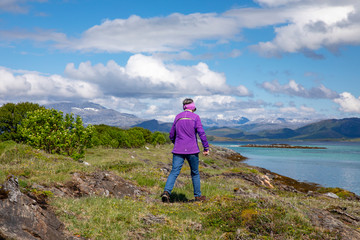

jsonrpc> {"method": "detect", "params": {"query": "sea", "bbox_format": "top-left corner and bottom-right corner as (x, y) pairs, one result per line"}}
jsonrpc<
(211, 141), (360, 195)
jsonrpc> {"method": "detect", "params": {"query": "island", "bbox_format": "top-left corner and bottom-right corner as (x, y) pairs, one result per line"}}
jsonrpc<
(240, 143), (327, 149)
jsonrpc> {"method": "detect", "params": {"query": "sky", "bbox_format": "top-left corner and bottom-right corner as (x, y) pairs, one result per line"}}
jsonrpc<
(1, 0), (360, 122)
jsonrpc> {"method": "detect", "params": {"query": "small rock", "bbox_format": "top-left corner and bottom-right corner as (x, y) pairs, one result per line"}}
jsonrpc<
(141, 214), (166, 225)
(4, 176), (21, 203)
(324, 192), (340, 199)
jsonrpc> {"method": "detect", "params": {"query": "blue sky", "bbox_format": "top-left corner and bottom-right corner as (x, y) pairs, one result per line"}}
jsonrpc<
(1, 0), (360, 122)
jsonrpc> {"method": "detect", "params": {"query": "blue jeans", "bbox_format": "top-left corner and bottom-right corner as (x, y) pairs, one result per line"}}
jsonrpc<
(164, 153), (201, 197)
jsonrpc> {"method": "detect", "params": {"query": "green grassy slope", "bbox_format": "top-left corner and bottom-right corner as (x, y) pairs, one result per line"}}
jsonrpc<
(1, 141), (360, 239)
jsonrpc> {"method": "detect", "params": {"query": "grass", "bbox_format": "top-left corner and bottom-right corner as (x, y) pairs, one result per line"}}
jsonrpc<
(1, 140), (360, 239)
(0, 141), (94, 185)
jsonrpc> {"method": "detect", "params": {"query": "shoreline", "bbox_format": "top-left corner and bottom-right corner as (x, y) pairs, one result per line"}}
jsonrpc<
(209, 137), (360, 143)
(239, 143), (327, 149)
(210, 144), (359, 198)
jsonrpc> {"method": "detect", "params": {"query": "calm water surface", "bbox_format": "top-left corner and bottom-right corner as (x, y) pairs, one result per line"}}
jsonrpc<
(211, 141), (360, 195)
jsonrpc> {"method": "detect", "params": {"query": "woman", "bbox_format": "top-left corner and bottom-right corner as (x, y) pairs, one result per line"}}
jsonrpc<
(161, 98), (209, 202)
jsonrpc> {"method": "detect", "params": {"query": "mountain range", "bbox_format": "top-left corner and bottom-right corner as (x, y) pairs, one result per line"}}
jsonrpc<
(207, 118), (360, 140)
(46, 102), (360, 140)
(45, 102), (144, 128)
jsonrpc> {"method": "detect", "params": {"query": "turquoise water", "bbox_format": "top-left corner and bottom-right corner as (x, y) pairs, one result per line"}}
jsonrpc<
(211, 141), (360, 195)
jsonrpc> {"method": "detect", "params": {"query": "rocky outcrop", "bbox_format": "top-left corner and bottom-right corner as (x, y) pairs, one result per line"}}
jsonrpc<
(55, 171), (146, 198)
(306, 207), (360, 240)
(0, 176), (67, 240)
(0, 171), (147, 240)
(210, 145), (247, 161)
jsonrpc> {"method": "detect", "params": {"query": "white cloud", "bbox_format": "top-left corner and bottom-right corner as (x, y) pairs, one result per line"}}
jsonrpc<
(70, 1), (360, 56)
(57, 13), (241, 53)
(0, 28), (68, 47)
(2, 1), (360, 57)
(0, 67), (100, 101)
(0, 0), (46, 13)
(333, 92), (360, 113)
(300, 105), (316, 113)
(145, 105), (158, 115)
(189, 95), (268, 120)
(260, 79), (339, 99)
(276, 105), (318, 119)
(65, 54), (251, 98)
(248, 3), (360, 57)
(254, 0), (302, 7)
(90, 94), (326, 122)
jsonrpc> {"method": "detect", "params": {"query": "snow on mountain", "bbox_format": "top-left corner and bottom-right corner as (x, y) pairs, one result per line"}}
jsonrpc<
(238, 118), (320, 133)
(45, 102), (144, 128)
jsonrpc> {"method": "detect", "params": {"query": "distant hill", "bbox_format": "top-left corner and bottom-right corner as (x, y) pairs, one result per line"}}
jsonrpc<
(205, 127), (245, 138)
(45, 102), (144, 128)
(236, 118), (315, 133)
(294, 118), (360, 139)
(133, 119), (172, 132)
(208, 118), (360, 140)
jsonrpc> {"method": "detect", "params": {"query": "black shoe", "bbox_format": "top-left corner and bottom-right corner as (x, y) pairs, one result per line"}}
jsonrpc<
(161, 191), (170, 203)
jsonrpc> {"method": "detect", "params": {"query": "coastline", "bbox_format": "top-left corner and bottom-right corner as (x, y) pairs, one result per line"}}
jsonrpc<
(210, 140), (360, 196)
(209, 136), (360, 143)
(239, 143), (327, 149)
(210, 144), (359, 200)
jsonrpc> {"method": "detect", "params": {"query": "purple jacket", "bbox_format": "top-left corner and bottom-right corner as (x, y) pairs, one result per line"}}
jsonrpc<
(169, 110), (209, 154)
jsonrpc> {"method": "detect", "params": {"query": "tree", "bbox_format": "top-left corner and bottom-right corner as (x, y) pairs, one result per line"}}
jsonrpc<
(0, 102), (43, 142)
(18, 108), (94, 159)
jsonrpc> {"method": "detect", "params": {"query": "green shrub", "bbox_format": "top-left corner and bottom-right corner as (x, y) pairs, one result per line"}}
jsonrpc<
(126, 128), (146, 147)
(131, 127), (152, 143)
(18, 108), (93, 160)
(318, 187), (356, 199)
(92, 125), (131, 148)
(151, 131), (166, 146)
(92, 125), (169, 149)
(0, 102), (43, 142)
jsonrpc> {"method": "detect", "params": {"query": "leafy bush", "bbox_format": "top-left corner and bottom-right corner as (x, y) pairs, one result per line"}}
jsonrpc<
(131, 127), (152, 143)
(18, 108), (93, 159)
(0, 102), (43, 142)
(92, 125), (131, 148)
(126, 128), (146, 148)
(92, 125), (169, 148)
(151, 131), (166, 146)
